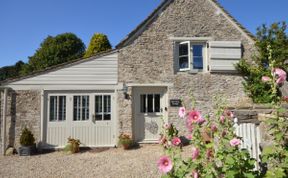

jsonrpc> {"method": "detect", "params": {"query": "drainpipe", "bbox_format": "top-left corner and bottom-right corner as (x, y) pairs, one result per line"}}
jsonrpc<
(1, 87), (8, 155)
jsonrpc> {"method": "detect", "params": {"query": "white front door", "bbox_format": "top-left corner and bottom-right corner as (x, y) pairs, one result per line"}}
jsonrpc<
(133, 87), (167, 142)
(46, 91), (116, 148)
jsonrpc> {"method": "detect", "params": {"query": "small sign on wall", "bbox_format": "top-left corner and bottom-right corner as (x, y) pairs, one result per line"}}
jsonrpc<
(170, 99), (182, 107)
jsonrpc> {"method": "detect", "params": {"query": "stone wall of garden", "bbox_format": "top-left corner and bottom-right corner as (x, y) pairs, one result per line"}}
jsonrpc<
(231, 104), (288, 148)
(0, 90), (41, 152)
(117, 0), (256, 136)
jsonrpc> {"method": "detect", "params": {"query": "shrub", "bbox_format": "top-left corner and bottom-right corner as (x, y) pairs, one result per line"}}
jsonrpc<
(84, 33), (112, 58)
(64, 137), (81, 154)
(236, 22), (288, 103)
(20, 127), (35, 146)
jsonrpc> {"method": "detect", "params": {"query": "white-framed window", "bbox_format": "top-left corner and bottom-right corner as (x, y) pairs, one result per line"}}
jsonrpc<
(95, 95), (111, 121)
(49, 95), (66, 122)
(177, 41), (206, 72)
(73, 95), (89, 121)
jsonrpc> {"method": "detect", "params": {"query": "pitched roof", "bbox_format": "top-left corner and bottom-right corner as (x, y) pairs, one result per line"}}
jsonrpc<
(116, 0), (256, 48)
(1, 49), (118, 85)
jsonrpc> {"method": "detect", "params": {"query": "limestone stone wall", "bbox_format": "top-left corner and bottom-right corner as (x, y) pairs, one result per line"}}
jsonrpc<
(0, 90), (41, 150)
(232, 104), (288, 148)
(118, 0), (256, 136)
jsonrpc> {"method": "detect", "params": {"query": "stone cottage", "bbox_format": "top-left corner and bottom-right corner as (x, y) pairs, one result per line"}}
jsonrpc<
(0, 0), (257, 153)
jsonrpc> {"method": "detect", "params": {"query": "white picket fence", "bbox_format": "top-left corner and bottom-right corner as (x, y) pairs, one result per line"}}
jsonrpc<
(234, 119), (262, 169)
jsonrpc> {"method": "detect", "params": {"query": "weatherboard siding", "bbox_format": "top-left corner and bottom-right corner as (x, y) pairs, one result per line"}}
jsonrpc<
(8, 53), (118, 86)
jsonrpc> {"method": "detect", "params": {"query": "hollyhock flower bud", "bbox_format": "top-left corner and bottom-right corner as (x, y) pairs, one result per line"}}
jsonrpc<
(282, 96), (288, 102)
(191, 147), (200, 160)
(186, 135), (192, 140)
(178, 107), (186, 118)
(222, 130), (227, 137)
(230, 138), (241, 147)
(211, 124), (217, 132)
(192, 170), (199, 178)
(163, 123), (171, 130)
(206, 149), (213, 159)
(261, 76), (271, 82)
(157, 156), (173, 173)
(220, 115), (225, 123)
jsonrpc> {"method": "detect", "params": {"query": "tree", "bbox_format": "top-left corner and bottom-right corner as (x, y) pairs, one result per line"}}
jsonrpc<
(84, 33), (112, 58)
(237, 22), (288, 103)
(0, 60), (24, 81)
(24, 33), (85, 74)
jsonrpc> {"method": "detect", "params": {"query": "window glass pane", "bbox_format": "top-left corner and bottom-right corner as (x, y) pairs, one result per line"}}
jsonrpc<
(95, 95), (103, 120)
(154, 94), (160, 112)
(179, 57), (189, 69)
(140, 95), (146, 113)
(104, 95), (111, 113)
(95, 96), (102, 113)
(58, 96), (66, 121)
(95, 114), (102, 121)
(73, 96), (81, 121)
(147, 94), (153, 113)
(82, 96), (89, 120)
(179, 43), (188, 56)
(104, 95), (111, 121)
(49, 96), (57, 121)
(193, 45), (203, 69)
(104, 114), (111, 121)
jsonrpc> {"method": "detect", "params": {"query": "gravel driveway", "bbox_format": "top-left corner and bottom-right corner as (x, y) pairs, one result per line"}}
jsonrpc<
(0, 145), (162, 178)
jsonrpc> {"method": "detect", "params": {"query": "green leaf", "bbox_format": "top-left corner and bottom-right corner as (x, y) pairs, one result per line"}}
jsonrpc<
(262, 146), (275, 155)
(226, 156), (235, 165)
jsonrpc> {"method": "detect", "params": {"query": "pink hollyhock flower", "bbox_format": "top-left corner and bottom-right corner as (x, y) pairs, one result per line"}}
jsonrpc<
(172, 137), (181, 146)
(273, 68), (287, 84)
(178, 107), (186, 118)
(220, 115), (225, 123)
(262, 76), (271, 82)
(192, 147), (200, 160)
(188, 110), (203, 124)
(192, 170), (199, 178)
(157, 156), (173, 173)
(230, 138), (241, 147)
(211, 124), (217, 132)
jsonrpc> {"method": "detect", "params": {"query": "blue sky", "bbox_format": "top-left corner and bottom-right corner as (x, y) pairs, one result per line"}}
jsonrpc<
(0, 0), (287, 67)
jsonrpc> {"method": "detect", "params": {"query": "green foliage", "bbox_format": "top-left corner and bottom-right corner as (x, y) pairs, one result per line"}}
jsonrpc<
(23, 33), (85, 74)
(158, 96), (260, 178)
(20, 127), (35, 146)
(63, 137), (81, 154)
(0, 60), (24, 81)
(118, 133), (133, 148)
(236, 22), (288, 103)
(84, 33), (112, 58)
(261, 110), (288, 178)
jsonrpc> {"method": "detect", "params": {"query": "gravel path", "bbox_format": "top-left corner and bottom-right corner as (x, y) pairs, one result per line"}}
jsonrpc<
(0, 145), (163, 178)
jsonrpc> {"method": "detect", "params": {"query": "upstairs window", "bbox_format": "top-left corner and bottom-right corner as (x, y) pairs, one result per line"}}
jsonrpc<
(177, 41), (206, 72)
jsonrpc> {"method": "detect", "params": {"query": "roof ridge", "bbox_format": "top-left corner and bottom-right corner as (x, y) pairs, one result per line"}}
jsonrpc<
(116, 0), (256, 48)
